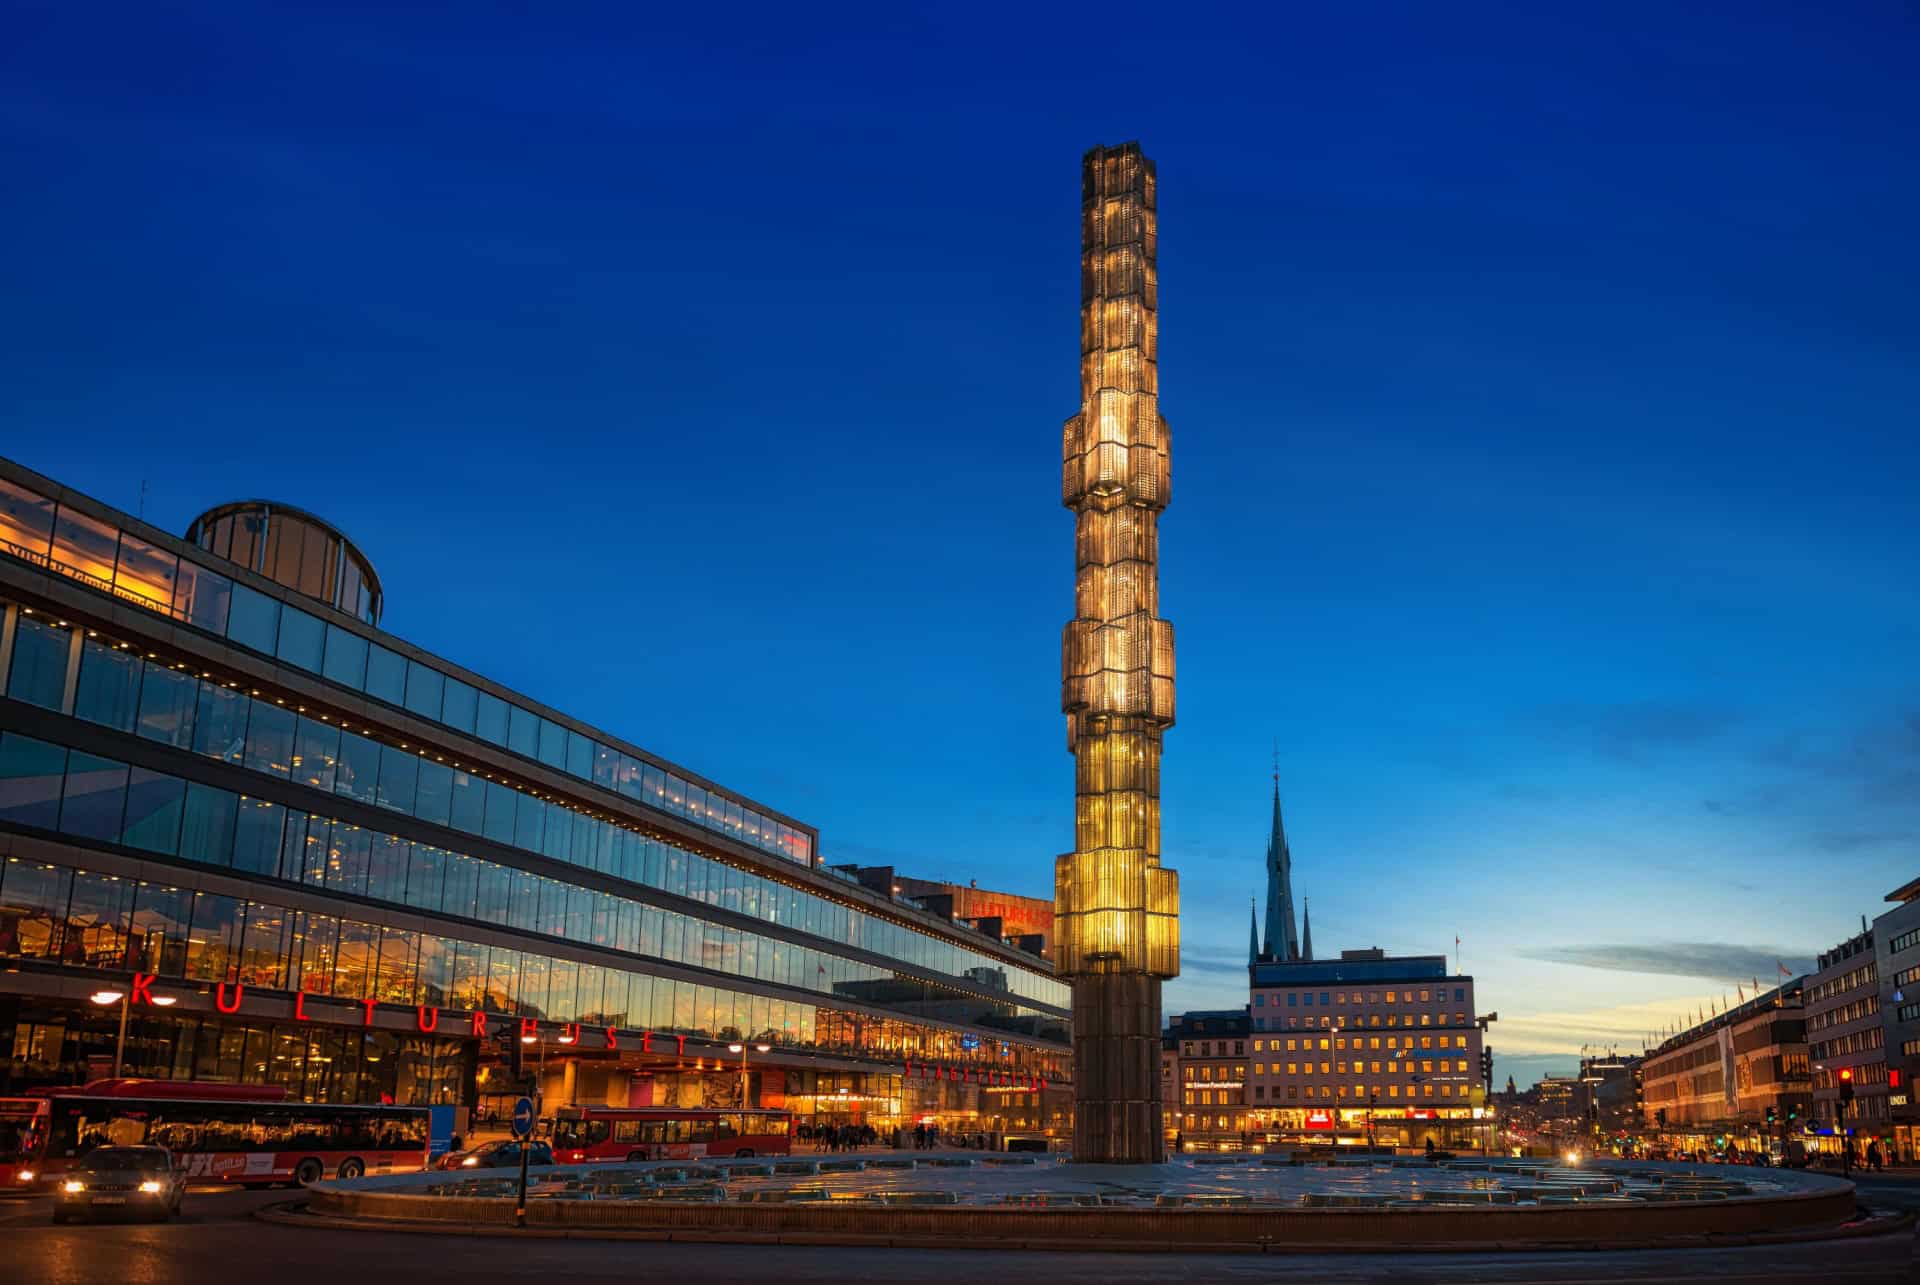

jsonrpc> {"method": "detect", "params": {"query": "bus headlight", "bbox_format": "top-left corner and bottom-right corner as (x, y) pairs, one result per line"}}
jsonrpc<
(140, 1180), (164, 1194)
(461, 1156), (479, 1166)
(63, 1180), (85, 1194)
(15, 1170), (32, 1182)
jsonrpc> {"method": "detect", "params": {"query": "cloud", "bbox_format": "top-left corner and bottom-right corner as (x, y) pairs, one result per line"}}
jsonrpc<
(1812, 829), (1915, 854)
(1180, 948), (1254, 978)
(1519, 941), (1813, 985)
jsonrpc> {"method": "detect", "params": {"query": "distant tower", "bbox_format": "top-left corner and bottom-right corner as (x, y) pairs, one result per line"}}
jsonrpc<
(1247, 899), (1260, 965)
(1300, 897), (1313, 962)
(1055, 141), (1179, 1166)
(1262, 770), (1299, 962)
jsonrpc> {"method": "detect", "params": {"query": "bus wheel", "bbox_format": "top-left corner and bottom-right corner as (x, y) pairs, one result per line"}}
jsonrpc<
(294, 1159), (324, 1186)
(336, 1157), (365, 1180)
(734, 1149), (755, 1159)
(626, 1151), (647, 1164)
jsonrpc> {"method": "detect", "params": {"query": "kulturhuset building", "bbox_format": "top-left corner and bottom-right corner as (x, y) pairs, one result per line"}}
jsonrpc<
(0, 455), (1071, 1141)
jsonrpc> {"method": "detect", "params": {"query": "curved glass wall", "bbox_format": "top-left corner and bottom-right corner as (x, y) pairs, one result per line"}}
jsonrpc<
(0, 475), (812, 866)
(185, 501), (383, 626)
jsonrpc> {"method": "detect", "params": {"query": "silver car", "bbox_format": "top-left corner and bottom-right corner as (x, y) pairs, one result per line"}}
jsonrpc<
(51, 1146), (185, 1223)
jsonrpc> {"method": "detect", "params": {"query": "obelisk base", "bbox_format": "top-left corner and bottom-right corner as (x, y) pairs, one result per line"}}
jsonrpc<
(1070, 971), (1165, 1164)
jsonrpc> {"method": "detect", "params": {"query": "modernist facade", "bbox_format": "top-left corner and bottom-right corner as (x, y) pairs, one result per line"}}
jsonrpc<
(1873, 878), (1920, 1158)
(1246, 950), (1488, 1152)
(1054, 141), (1179, 1164)
(1639, 981), (1809, 1150)
(0, 456), (1071, 1140)
(1808, 925), (1885, 1142)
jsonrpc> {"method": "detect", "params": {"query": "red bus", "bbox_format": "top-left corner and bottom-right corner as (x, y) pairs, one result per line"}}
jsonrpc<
(1, 1097), (47, 1188)
(551, 1106), (793, 1162)
(2, 1080), (430, 1187)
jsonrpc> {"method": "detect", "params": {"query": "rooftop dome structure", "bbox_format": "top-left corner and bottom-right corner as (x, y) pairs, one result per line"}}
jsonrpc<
(184, 500), (383, 624)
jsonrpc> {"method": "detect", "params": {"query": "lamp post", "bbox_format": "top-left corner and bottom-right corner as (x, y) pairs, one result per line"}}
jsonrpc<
(90, 983), (175, 1078)
(728, 1042), (771, 1108)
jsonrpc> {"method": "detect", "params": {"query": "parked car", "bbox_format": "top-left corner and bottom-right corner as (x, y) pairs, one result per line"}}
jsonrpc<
(52, 1146), (185, 1223)
(435, 1139), (554, 1171)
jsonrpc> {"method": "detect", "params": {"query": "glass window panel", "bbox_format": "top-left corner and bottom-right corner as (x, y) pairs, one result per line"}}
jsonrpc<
(135, 663), (197, 749)
(483, 945), (516, 1012)
(5, 616), (70, 710)
(449, 940), (488, 1009)
(617, 755), (644, 802)
(367, 831), (409, 901)
(65, 869), (133, 968)
(112, 533), (178, 614)
(516, 953), (549, 1019)
(290, 910), (340, 995)
(276, 809), (309, 882)
(326, 824), (371, 895)
(225, 583), (280, 654)
(448, 769), (484, 835)
(565, 731), (592, 779)
(321, 625), (369, 689)
(332, 920), (378, 999)
(440, 678), (478, 734)
(474, 692), (509, 745)
(59, 750), (128, 843)
(191, 682), (248, 764)
(373, 927), (419, 1004)
(236, 902), (289, 988)
(375, 745), (418, 813)
(179, 782), (237, 865)
(441, 852), (478, 919)
(275, 605), (324, 671)
(230, 797), (285, 875)
(49, 505), (119, 589)
(121, 767), (185, 854)
(414, 758), (453, 827)
(403, 661), (444, 721)
(0, 859), (73, 960)
(404, 843), (444, 911)
(536, 877), (566, 937)
(126, 881), (191, 977)
(592, 743), (617, 789)
(546, 959), (577, 1023)
(184, 891), (243, 981)
(292, 716), (339, 792)
(482, 780), (516, 845)
(0, 477), (56, 557)
(506, 705), (538, 758)
(506, 869), (536, 932)
(335, 729), (379, 804)
(537, 719), (566, 769)
(74, 637), (142, 730)
(0, 732), (65, 830)
(474, 861), (509, 926)
(417, 935), (453, 1006)
(364, 643), (406, 705)
(243, 699), (296, 777)
(172, 560), (232, 633)
(512, 794), (544, 852)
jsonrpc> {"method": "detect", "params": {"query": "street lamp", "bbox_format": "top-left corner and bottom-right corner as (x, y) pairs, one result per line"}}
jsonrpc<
(728, 1042), (771, 1108)
(90, 984), (174, 1077)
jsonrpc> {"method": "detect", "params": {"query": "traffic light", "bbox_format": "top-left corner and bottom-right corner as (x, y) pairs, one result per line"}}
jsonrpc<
(1788, 1102), (1799, 1122)
(1766, 1106), (1777, 1126)
(1656, 1108), (1667, 1128)
(1480, 1048), (1494, 1092)
(1839, 1067), (1856, 1104)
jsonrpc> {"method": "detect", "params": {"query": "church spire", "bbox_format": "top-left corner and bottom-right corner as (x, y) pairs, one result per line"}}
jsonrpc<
(1301, 897), (1313, 962)
(1248, 898), (1260, 965)
(1261, 749), (1299, 963)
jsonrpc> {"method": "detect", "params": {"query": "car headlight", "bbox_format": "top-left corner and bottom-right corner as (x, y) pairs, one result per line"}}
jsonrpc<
(140, 1180), (163, 1194)
(63, 1180), (85, 1194)
(16, 1170), (33, 1182)
(462, 1156), (479, 1166)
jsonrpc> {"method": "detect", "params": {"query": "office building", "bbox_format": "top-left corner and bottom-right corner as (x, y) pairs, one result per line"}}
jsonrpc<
(1807, 924), (1885, 1148)
(1163, 1009), (1249, 1150)
(0, 457), (1071, 1141)
(1873, 878), (1920, 1159)
(1640, 981), (1809, 1152)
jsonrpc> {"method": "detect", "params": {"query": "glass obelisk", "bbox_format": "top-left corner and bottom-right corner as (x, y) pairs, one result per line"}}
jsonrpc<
(1055, 141), (1179, 1165)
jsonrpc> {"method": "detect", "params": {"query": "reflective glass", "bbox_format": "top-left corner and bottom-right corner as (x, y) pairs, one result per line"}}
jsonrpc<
(225, 583), (280, 654)
(184, 891), (242, 981)
(242, 700), (296, 777)
(414, 758), (453, 827)
(404, 661), (444, 721)
(112, 534), (178, 614)
(172, 560), (232, 633)
(474, 692), (509, 745)
(0, 732), (66, 830)
(121, 767), (184, 854)
(482, 780), (516, 845)
(0, 478), (55, 556)
(507, 704), (538, 758)
(0, 860), (73, 960)
(74, 637), (141, 731)
(321, 625), (369, 689)
(231, 797), (285, 875)
(448, 769), (484, 834)
(191, 682), (247, 764)
(135, 663), (197, 749)
(335, 730), (379, 804)
(440, 679), (478, 734)
(375, 745), (418, 813)
(58, 751), (127, 842)
(6, 616), (70, 710)
(365, 643), (407, 705)
(367, 832), (409, 901)
(292, 716), (339, 792)
(49, 506), (119, 588)
(179, 783), (237, 864)
(537, 719), (566, 769)
(276, 605), (325, 671)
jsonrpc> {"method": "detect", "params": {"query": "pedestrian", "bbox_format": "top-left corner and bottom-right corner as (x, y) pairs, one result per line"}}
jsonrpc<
(1868, 1140), (1882, 1172)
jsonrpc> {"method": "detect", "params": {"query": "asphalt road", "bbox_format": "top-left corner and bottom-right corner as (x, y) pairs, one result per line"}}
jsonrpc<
(0, 1184), (1913, 1284)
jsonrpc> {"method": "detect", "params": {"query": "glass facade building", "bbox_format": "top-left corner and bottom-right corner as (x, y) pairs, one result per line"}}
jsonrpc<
(0, 456), (1069, 1137)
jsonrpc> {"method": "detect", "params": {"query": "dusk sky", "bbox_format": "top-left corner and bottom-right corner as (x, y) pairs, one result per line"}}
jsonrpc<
(4, 3), (1916, 1086)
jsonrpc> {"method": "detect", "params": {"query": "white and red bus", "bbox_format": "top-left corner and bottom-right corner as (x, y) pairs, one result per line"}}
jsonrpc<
(0, 1097), (47, 1188)
(551, 1106), (792, 1162)
(2, 1080), (430, 1187)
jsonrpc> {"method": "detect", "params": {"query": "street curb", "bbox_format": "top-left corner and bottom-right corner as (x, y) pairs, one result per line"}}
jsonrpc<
(253, 1201), (1914, 1255)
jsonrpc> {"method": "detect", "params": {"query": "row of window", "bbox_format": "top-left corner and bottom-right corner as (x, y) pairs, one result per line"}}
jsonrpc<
(1254, 1035), (1467, 1054)
(1890, 927), (1920, 956)
(1182, 1083), (1468, 1104)
(1253, 1011), (1465, 1032)
(0, 850), (1066, 1075)
(1248, 1058), (1472, 1077)
(1808, 962), (1877, 1004)
(2, 623), (1066, 1010)
(1810, 1026), (1884, 1061)
(1256, 986), (1467, 1006)
(0, 729), (1065, 1033)
(1807, 995), (1879, 1032)
(0, 478), (809, 864)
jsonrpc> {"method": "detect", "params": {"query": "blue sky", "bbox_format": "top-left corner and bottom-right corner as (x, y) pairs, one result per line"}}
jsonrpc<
(4, 3), (1916, 1086)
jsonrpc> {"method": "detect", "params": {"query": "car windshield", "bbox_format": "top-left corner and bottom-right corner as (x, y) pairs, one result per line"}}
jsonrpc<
(80, 1149), (168, 1173)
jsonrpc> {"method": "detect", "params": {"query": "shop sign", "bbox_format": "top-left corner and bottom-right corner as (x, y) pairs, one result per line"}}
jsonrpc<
(1305, 1109), (1334, 1131)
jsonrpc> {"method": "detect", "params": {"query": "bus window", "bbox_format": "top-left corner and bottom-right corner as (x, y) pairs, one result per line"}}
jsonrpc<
(613, 1120), (640, 1144)
(715, 1116), (740, 1141)
(687, 1119), (713, 1144)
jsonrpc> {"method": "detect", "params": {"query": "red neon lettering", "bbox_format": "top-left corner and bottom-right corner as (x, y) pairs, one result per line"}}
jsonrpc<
(129, 973), (157, 1006)
(294, 991), (312, 1022)
(560, 1023), (580, 1044)
(673, 1034), (686, 1056)
(520, 1017), (538, 1042)
(417, 1006), (439, 1034)
(215, 981), (245, 1014)
(604, 1026), (617, 1050)
(361, 997), (376, 1027)
(470, 1011), (488, 1038)
(641, 1031), (653, 1054)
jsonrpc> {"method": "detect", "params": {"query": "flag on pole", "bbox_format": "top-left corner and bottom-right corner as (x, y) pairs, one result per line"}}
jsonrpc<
(1737, 983), (1745, 1003)
(1777, 960), (1790, 978)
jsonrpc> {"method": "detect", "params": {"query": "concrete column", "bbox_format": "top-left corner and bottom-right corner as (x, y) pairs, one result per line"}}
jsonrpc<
(1071, 972), (1164, 1164)
(561, 1058), (578, 1107)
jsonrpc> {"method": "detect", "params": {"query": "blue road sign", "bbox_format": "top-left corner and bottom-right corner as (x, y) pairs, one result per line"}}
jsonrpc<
(511, 1096), (535, 1139)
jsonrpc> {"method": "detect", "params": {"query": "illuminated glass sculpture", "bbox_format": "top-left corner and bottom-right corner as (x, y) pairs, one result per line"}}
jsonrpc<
(1056, 141), (1179, 1164)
